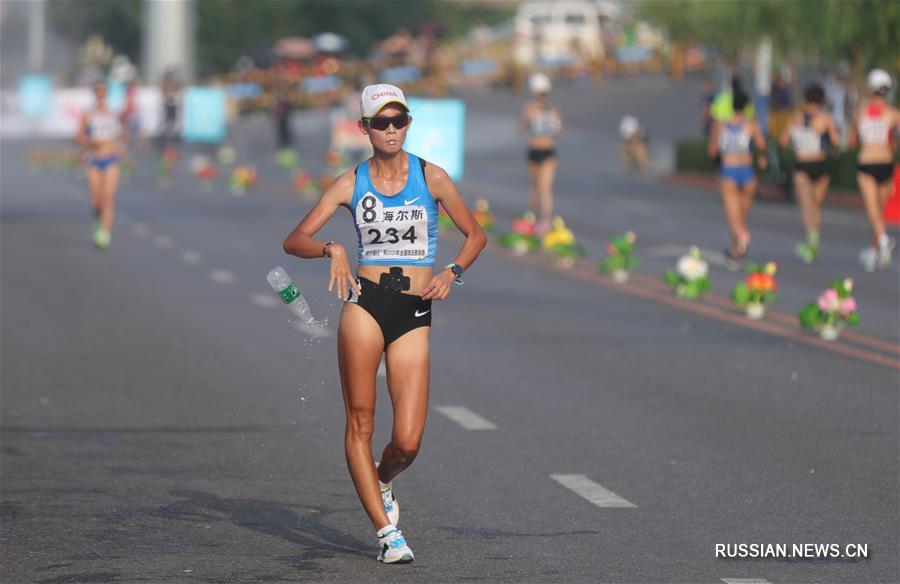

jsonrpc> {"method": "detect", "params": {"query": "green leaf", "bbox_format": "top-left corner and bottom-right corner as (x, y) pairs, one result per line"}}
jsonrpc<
(847, 311), (860, 326)
(732, 282), (750, 305)
(798, 303), (822, 329)
(664, 270), (680, 287)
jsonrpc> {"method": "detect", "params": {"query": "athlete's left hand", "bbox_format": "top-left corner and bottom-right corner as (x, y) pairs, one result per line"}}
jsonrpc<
(421, 270), (456, 301)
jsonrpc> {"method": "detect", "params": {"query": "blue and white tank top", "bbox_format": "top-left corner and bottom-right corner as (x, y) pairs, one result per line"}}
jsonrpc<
(790, 114), (827, 157)
(719, 122), (752, 156)
(529, 107), (561, 137)
(348, 152), (439, 267)
(86, 110), (122, 141)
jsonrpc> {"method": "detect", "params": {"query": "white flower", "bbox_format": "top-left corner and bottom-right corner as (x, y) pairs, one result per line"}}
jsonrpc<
(677, 253), (708, 281)
(190, 155), (211, 173)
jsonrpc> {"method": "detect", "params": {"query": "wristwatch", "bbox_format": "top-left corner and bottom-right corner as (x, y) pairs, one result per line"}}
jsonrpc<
(323, 241), (336, 257)
(445, 263), (464, 285)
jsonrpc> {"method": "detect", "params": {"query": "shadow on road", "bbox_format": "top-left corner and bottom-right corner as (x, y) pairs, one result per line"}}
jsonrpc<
(155, 489), (368, 566)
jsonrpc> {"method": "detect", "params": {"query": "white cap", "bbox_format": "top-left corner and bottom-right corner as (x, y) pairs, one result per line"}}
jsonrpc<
(360, 84), (409, 118)
(867, 69), (892, 93)
(528, 73), (551, 95)
(619, 115), (640, 139)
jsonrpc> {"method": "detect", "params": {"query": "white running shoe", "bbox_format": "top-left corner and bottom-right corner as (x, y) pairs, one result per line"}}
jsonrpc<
(859, 247), (878, 272)
(877, 237), (895, 269)
(381, 482), (399, 525)
(377, 528), (414, 564)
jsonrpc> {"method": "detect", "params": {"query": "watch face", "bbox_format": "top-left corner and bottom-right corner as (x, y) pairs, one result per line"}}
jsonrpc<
(451, 264), (464, 278)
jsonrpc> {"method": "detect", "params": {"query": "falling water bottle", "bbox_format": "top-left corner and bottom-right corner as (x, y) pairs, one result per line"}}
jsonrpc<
(267, 267), (315, 325)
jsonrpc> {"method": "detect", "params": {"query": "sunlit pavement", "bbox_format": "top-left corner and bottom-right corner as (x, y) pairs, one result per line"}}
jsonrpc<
(2, 75), (897, 583)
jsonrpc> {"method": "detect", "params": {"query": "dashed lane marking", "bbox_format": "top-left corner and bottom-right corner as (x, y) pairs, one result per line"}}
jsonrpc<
(209, 269), (237, 284)
(435, 406), (497, 430)
(249, 292), (281, 309)
(154, 235), (174, 248)
(181, 251), (203, 265)
(549, 474), (637, 508)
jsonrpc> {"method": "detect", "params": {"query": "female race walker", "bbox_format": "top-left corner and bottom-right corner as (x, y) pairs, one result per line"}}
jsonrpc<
(283, 84), (486, 563)
(708, 89), (766, 269)
(780, 83), (840, 263)
(520, 73), (562, 234)
(850, 69), (899, 272)
(76, 81), (127, 249)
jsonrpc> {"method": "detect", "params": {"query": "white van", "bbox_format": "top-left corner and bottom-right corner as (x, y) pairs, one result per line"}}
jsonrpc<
(514, 1), (606, 67)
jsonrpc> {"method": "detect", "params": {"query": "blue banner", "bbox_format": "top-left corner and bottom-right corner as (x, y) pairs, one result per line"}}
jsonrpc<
(182, 87), (227, 143)
(380, 66), (421, 85)
(19, 75), (52, 118)
(405, 98), (465, 181)
(301, 75), (342, 94)
(106, 80), (126, 113)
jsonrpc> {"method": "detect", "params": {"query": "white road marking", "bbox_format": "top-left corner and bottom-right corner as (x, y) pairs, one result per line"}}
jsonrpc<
(435, 406), (497, 430)
(181, 250), (203, 265)
(249, 292), (280, 309)
(721, 579), (773, 584)
(209, 269), (237, 284)
(549, 474), (637, 508)
(132, 223), (149, 236)
(154, 235), (174, 248)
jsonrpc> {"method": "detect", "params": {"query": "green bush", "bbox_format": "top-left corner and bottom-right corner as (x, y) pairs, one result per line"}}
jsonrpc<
(674, 139), (717, 173)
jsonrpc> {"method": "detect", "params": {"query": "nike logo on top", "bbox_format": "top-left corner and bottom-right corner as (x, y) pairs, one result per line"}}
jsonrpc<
(404, 197), (421, 205)
(414, 309), (430, 317)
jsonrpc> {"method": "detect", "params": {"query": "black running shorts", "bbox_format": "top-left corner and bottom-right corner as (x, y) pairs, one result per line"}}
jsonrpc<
(347, 277), (432, 346)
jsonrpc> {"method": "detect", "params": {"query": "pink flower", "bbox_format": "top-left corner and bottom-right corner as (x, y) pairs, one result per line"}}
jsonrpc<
(840, 297), (857, 316)
(818, 289), (840, 312)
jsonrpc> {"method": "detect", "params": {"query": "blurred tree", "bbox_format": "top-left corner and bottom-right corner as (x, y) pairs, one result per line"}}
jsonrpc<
(194, 0), (512, 75)
(48, 0), (142, 73)
(46, 0), (513, 79)
(639, 0), (899, 79)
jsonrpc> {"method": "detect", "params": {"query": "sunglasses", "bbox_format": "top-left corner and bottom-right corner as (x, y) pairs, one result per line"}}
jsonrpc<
(364, 112), (410, 131)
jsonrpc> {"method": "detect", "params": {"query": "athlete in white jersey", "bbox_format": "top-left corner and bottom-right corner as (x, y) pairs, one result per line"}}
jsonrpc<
(76, 81), (127, 249)
(282, 84), (486, 564)
(520, 73), (563, 234)
(779, 83), (840, 263)
(850, 69), (899, 271)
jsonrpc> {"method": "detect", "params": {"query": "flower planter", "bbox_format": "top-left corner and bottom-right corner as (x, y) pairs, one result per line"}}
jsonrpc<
(819, 325), (840, 341)
(611, 269), (630, 283)
(511, 240), (530, 256)
(745, 303), (765, 320)
(557, 256), (576, 269)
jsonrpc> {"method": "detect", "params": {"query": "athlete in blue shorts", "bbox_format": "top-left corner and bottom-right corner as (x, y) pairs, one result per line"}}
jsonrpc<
(282, 84), (487, 564)
(76, 81), (127, 249)
(708, 90), (767, 269)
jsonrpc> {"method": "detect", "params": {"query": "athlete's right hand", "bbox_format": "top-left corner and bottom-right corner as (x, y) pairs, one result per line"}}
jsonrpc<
(327, 245), (361, 300)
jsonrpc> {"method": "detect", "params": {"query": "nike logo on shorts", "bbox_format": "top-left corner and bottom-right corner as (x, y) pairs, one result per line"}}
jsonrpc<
(404, 197), (421, 205)
(414, 309), (430, 317)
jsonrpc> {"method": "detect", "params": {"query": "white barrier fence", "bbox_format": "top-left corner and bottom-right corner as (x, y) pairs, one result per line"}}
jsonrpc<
(1, 88), (163, 139)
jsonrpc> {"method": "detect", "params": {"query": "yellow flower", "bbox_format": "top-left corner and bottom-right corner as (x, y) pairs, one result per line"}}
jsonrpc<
(843, 278), (853, 293)
(764, 262), (777, 276)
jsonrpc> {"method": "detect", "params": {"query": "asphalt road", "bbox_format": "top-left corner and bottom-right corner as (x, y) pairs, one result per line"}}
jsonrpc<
(2, 74), (898, 584)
